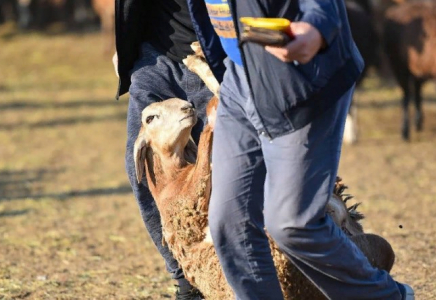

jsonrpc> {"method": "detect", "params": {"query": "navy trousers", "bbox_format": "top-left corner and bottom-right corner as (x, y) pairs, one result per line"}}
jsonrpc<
(209, 59), (401, 300)
(125, 42), (213, 280)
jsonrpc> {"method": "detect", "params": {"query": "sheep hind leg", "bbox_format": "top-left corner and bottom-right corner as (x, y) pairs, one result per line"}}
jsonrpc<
(350, 233), (395, 273)
(401, 77), (412, 141)
(413, 79), (424, 132)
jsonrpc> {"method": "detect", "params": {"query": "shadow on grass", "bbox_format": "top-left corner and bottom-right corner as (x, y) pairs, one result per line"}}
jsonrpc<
(0, 169), (132, 201)
(0, 24), (101, 41)
(0, 169), (61, 199)
(0, 185), (132, 201)
(0, 112), (126, 130)
(0, 99), (122, 111)
(0, 209), (31, 218)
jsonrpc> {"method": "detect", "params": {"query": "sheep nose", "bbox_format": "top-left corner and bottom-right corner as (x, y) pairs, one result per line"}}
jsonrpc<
(181, 103), (194, 111)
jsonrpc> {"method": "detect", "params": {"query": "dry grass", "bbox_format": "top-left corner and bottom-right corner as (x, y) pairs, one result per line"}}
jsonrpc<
(0, 27), (173, 299)
(339, 74), (436, 299)
(0, 26), (435, 299)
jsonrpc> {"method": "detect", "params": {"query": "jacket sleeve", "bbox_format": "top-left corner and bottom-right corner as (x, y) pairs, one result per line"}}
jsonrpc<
(115, 0), (148, 98)
(298, 0), (342, 46)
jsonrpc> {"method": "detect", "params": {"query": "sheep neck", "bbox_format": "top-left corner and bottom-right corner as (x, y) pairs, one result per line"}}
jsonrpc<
(145, 127), (214, 249)
(145, 146), (190, 197)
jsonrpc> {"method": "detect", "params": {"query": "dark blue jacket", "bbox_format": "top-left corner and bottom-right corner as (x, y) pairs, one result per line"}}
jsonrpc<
(115, 0), (363, 139)
(230, 0), (364, 138)
(114, 0), (226, 98)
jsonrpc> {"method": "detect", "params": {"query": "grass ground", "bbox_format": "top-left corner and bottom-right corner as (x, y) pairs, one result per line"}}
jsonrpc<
(0, 27), (435, 299)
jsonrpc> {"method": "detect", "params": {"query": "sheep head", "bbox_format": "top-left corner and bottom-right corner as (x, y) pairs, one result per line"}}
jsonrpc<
(133, 98), (198, 184)
(328, 178), (364, 236)
(327, 195), (363, 236)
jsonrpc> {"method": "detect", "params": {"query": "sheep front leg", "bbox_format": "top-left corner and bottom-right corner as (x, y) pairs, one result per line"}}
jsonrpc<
(189, 124), (213, 214)
(186, 96), (217, 218)
(183, 49), (220, 97)
(193, 125), (213, 181)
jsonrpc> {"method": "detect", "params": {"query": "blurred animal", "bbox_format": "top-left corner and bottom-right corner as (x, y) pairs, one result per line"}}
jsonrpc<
(133, 45), (396, 299)
(347, 0), (381, 83)
(0, 0), (18, 24)
(0, 0), (95, 29)
(383, 1), (436, 140)
(343, 0), (381, 144)
(91, 0), (114, 54)
(28, 0), (74, 29)
(0, 0), (34, 28)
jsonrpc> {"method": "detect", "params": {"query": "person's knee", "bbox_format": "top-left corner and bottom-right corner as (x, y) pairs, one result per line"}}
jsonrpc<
(208, 199), (228, 240)
(264, 213), (315, 251)
(265, 220), (291, 250)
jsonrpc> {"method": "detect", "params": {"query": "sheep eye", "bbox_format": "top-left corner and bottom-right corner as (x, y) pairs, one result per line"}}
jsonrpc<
(146, 115), (155, 124)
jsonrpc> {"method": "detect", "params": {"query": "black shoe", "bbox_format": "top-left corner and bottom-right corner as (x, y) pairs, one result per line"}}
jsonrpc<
(174, 285), (204, 300)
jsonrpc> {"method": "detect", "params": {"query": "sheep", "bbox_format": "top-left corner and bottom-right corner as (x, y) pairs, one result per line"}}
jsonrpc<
(383, 0), (436, 140)
(134, 97), (231, 298)
(133, 98), (395, 299)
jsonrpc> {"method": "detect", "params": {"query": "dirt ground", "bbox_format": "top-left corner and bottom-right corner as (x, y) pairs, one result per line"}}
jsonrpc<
(0, 29), (435, 299)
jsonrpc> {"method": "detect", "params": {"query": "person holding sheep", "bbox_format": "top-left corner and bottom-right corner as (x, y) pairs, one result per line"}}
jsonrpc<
(205, 0), (415, 299)
(113, 1), (227, 299)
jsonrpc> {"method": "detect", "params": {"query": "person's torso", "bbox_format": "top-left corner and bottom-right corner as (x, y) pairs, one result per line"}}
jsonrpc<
(225, 0), (364, 138)
(148, 0), (197, 63)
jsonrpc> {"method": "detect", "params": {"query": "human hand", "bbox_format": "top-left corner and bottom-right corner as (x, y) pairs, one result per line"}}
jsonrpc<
(112, 52), (119, 77)
(265, 21), (325, 64)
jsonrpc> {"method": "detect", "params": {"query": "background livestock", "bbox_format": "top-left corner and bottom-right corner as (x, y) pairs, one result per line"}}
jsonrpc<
(343, 0), (432, 144)
(346, 0), (381, 85)
(0, 0), (99, 29)
(0, 0), (114, 53)
(343, 0), (381, 144)
(383, 1), (436, 140)
(0, 2), (435, 299)
(91, 0), (115, 54)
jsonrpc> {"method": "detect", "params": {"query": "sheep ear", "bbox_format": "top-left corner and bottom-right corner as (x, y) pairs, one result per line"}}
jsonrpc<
(133, 125), (149, 184)
(184, 136), (198, 164)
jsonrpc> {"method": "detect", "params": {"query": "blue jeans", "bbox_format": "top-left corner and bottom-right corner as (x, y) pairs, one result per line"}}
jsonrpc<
(209, 59), (401, 300)
(125, 42), (213, 280)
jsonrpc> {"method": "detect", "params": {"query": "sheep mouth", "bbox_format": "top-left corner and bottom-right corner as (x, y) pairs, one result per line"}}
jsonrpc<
(180, 113), (196, 122)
